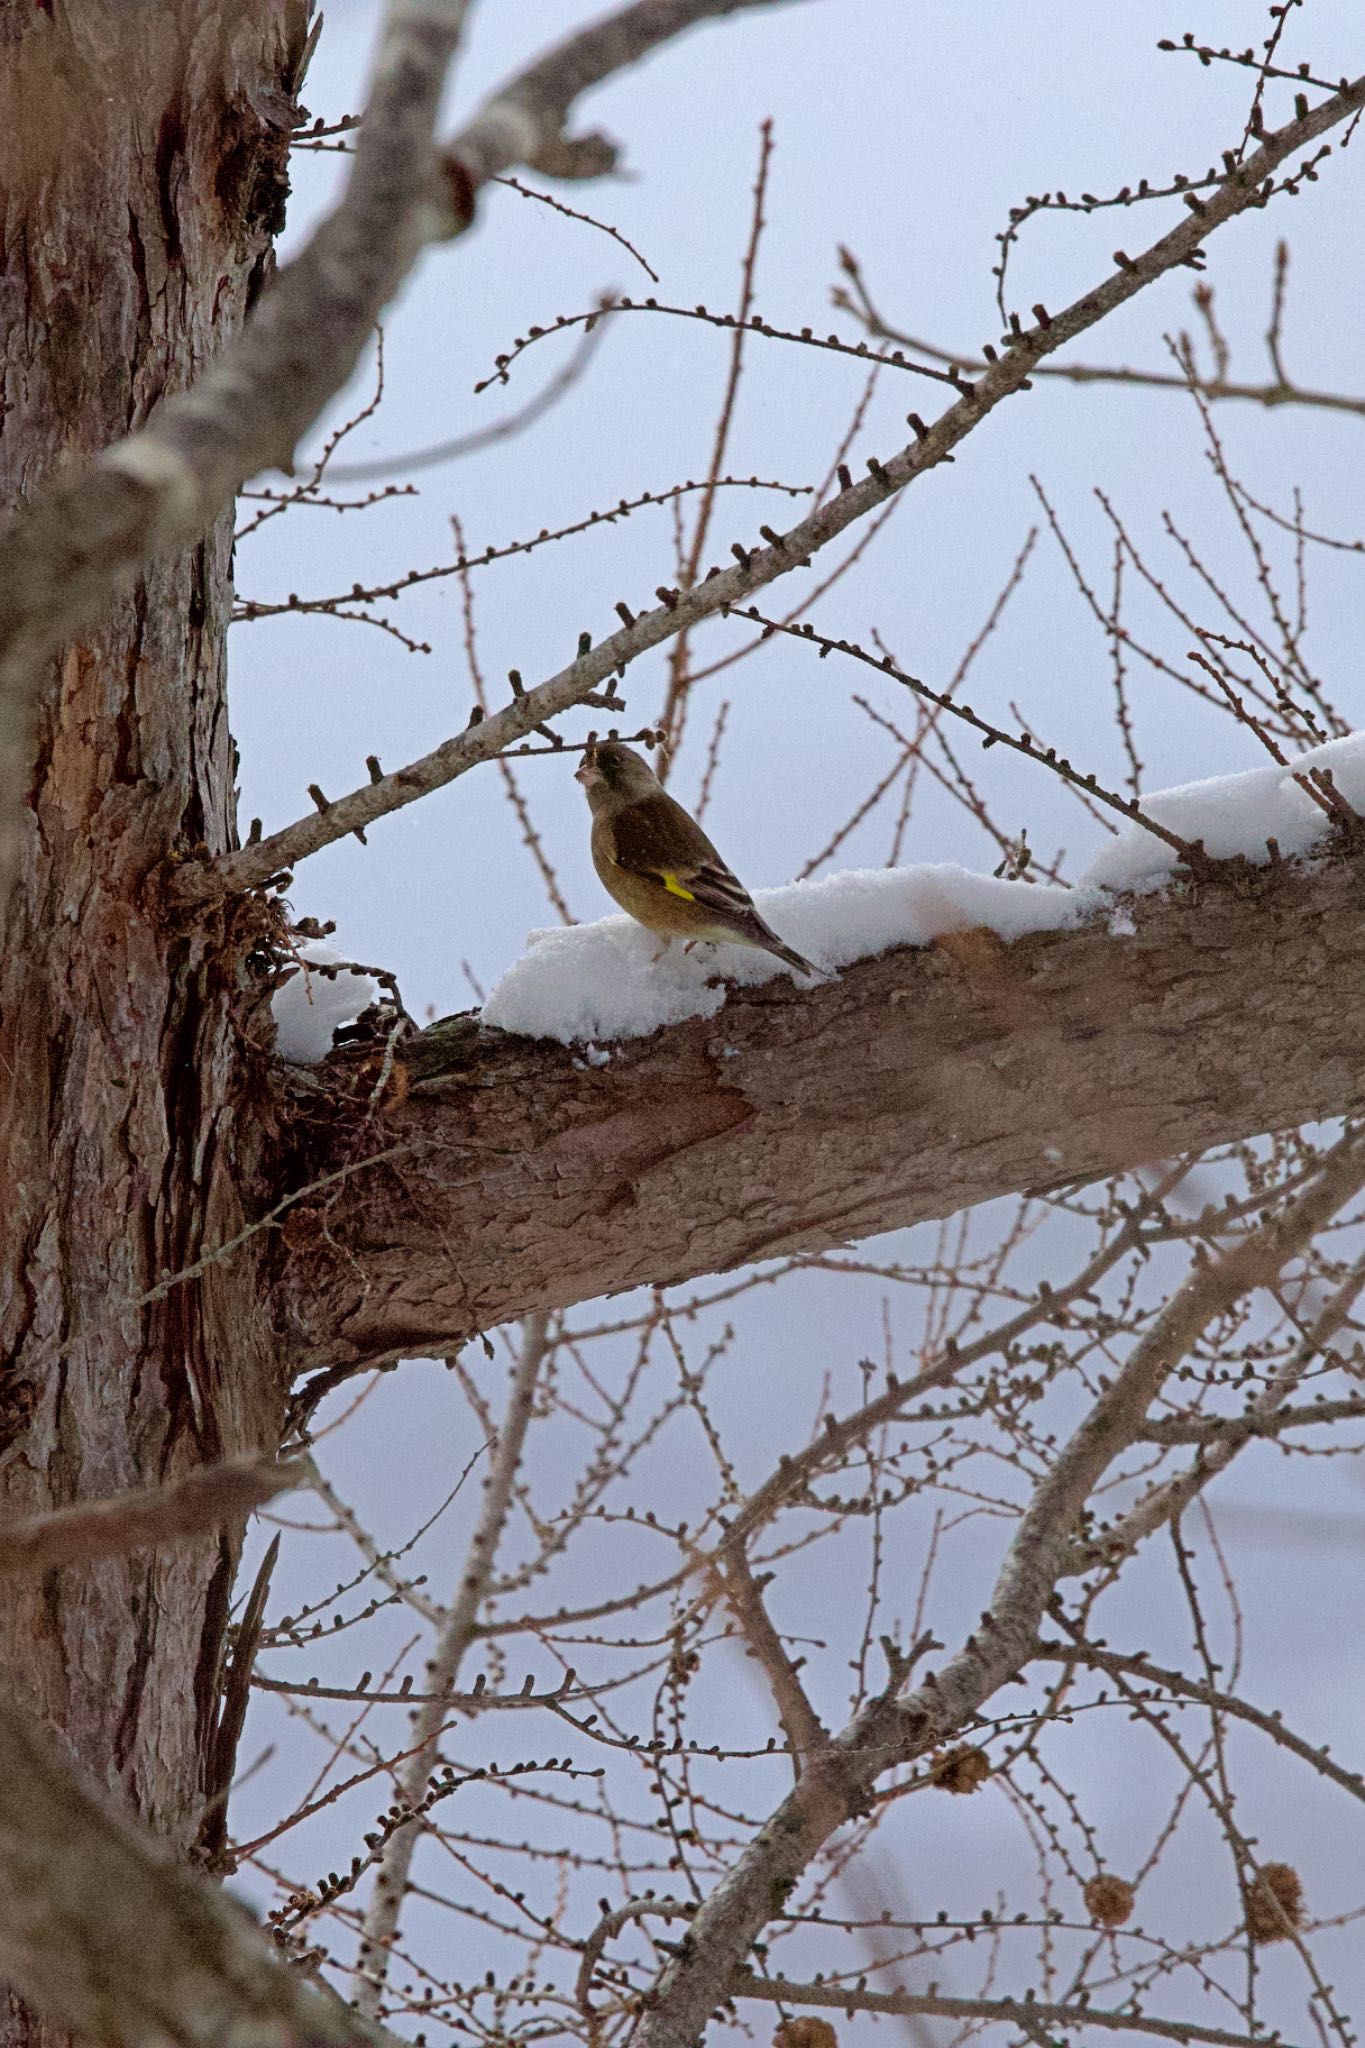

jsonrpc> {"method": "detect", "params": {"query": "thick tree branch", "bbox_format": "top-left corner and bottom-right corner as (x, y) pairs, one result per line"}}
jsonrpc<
(278, 847), (1365, 1390)
(170, 70), (1365, 905)
(0, 0), (806, 917)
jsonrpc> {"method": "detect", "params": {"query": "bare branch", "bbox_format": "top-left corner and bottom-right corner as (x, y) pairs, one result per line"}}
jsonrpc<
(730, 1971), (1279, 2048)
(324, 312), (612, 483)
(717, 1546), (830, 1772)
(836, 311), (1365, 421)
(1142, 1396), (1365, 1443)
(1075, 1240), (1365, 1567)
(1036, 1640), (1365, 1811)
(170, 72), (1365, 905)
(353, 1313), (553, 2016)
(629, 1127), (1365, 2048)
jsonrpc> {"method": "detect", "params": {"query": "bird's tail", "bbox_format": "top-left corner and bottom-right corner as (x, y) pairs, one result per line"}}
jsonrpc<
(769, 938), (818, 978)
(745, 915), (817, 979)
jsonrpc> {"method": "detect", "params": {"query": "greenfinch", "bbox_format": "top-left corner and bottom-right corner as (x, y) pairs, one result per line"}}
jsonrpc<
(575, 740), (815, 977)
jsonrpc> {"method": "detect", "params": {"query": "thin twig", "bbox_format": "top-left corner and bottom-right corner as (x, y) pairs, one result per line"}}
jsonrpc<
(353, 1314), (554, 2018)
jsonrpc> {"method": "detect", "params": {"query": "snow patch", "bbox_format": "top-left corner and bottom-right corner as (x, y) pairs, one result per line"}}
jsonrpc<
(1081, 731), (1365, 888)
(472, 730), (1365, 1047)
(272, 941), (380, 1064)
(482, 865), (1084, 1046)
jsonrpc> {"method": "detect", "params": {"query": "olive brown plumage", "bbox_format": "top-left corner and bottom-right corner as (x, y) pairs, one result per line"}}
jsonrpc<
(575, 740), (815, 977)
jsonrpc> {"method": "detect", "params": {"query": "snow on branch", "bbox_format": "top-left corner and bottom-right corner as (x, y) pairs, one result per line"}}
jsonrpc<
(482, 861), (1085, 1044)
(479, 733), (1365, 1046)
(277, 837), (1365, 1394)
(1085, 727), (1365, 884)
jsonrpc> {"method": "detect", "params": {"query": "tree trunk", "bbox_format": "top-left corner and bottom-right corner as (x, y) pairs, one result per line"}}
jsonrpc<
(0, 4), (308, 2041)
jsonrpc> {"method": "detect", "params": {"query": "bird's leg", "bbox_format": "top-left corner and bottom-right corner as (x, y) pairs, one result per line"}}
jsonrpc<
(651, 937), (674, 964)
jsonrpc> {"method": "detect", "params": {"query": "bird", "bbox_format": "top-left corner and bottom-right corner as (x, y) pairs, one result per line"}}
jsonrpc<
(575, 739), (816, 978)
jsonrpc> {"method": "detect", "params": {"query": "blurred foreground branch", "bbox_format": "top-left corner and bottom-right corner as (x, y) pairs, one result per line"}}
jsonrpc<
(0, 1704), (369, 2048)
(0, 1458), (306, 1578)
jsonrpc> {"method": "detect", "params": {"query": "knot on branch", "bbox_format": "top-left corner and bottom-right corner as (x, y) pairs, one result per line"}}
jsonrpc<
(433, 153), (478, 236)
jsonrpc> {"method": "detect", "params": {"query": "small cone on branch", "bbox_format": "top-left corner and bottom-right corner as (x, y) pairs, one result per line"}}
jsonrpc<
(1083, 1874), (1136, 1927)
(775, 2020), (838, 2048)
(931, 1744), (990, 1794)
(1245, 1862), (1305, 1944)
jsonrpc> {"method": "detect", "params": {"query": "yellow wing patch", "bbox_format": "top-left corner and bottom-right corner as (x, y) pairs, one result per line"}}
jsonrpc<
(660, 872), (696, 901)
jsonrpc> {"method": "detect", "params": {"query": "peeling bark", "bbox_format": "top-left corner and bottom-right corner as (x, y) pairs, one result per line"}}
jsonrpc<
(278, 848), (1365, 1394)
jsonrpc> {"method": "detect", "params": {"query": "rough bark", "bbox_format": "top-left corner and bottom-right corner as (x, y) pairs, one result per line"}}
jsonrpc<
(277, 843), (1365, 1396)
(0, 6), (308, 2043)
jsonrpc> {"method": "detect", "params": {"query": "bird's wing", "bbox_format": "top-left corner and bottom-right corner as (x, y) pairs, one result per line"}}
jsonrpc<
(609, 794), (759, 918)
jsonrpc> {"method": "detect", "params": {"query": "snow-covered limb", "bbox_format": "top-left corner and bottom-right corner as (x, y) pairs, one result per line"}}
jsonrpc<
(481, 732), (1365, 1046)
(483, 862), (1085, 1043)
(272, 941), (381, 1064)
(278, 839), (1365, 1388)
(1086, 727), (1365, 887)
(273, 733), (1365, 1060)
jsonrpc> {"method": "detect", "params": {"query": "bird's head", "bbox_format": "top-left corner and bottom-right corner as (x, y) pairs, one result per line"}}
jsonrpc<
(575, 740), (660, 805)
